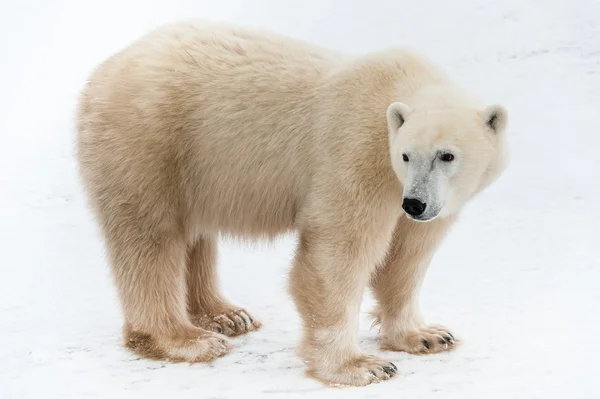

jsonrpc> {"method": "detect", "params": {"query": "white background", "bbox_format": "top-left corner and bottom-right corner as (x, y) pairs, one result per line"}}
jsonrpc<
(1, 0), (599, 398)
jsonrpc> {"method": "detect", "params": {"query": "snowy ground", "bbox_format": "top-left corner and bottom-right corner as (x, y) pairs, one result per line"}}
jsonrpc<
(1, 0), (599, 398)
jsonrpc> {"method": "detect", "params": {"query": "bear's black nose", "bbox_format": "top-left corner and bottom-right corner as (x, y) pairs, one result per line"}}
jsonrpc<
(402, 198), (426, 216)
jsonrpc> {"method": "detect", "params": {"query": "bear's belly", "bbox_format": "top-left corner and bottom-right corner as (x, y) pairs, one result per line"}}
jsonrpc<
(184, 169), (305, 240)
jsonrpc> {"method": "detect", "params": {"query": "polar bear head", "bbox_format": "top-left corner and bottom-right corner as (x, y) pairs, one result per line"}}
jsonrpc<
(386, 91), (509, 222)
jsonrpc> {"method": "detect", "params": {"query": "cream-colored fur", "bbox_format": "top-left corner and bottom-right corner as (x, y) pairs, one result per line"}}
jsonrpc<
(76, 20), (509, 387)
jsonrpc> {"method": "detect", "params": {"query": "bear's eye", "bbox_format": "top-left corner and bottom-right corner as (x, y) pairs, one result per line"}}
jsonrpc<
(402, 154), (409, 162)
(440, 153), (455, 162)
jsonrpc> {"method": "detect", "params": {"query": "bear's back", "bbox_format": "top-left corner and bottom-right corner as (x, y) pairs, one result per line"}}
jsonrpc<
(77, 22), (346, 240)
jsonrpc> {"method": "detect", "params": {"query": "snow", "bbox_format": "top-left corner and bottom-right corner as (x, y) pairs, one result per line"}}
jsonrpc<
(1, 0), (599, 398)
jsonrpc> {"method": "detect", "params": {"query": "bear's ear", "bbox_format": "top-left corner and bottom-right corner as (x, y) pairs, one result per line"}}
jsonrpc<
(386, 102), (411, 133)
(482, 104), (508, 134)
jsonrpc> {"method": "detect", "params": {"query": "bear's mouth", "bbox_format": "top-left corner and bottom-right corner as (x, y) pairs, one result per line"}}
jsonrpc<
(403, 207), (442, 222)
(406, 213), (438, 222)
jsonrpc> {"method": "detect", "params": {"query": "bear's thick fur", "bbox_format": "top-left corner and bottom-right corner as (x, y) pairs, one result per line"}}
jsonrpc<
(77, 21), (508, 387)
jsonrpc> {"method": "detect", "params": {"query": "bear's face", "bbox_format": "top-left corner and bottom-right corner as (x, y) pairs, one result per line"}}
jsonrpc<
(386, 102), (508, 222)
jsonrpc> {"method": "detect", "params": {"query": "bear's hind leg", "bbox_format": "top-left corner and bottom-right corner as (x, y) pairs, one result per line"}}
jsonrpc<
(108, 225), (231, 362)
(186, 235), (261, 337)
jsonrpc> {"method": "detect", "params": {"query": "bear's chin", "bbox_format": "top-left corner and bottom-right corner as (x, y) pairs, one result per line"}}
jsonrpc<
(405, 213), (440, 222)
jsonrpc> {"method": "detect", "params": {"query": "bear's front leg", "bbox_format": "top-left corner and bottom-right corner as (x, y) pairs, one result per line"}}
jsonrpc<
(370, 215), (458, 354)
(289, 211), (399, 387)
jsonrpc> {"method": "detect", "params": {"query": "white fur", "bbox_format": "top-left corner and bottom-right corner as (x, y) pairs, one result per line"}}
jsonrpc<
(76, 20), (509, 387)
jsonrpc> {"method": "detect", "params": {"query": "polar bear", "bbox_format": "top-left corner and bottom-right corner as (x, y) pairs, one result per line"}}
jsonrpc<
(76, 21), (508, 387)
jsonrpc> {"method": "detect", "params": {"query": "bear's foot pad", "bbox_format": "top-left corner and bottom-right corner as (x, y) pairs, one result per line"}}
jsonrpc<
(192, 309), (261, 337)
(125, 328), (231, 363)
(384, 325), (457, 354)
(309, 355), (398, 387)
